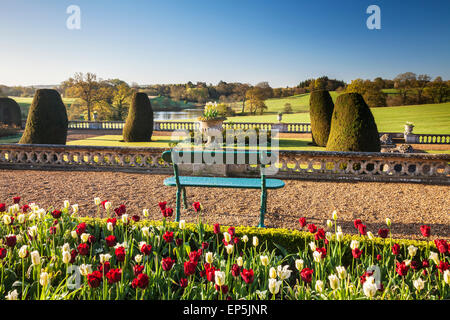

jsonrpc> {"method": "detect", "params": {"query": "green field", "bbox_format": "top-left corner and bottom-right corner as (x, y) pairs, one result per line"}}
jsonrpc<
(226, 98), (450, 134)
(10, 96), (78, 118)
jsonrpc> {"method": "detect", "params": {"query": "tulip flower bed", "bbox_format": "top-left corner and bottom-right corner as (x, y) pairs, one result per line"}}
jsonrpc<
(0, 197), (449, 300)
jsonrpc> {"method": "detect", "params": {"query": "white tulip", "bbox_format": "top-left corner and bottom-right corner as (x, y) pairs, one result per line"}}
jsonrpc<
(326, 220), (333, 229)
(337, 226), (342, 233)
(225, 244), (234, 255)
(62, 251), (71, 264)
(79, 264), (92, 276)
(62, 243), (70, 253)
(141, 226), (150, 237)
(40, 271), (50, 286)
(336, 266), (347, 280)
(28, 213), (36, 221)
(71, 230), (78, 239)
(413, 278), (425, 291)
(408, 245), (418, 257)
(242, 235), (249, 243)
(260, 255), (269, 266)
(63, 200), (70, 209)
(385, 218), (391, 227)
(277, 265), (292, 280)
(367, 232), (374, 240)
(121, 214), (128, 223)
(107, 222), (114, 232)
(28, 225), (38, 237)
(350, 240), (360, 250)
(315, 280), (324, 293)
(429, 251), (439, 265)
(269, 267), (277, 279)
(179, 220), (186, 230)
(104, 201), (112, 211)
(72, 204), (79, 214)
(100, 253), (112, 263)
(37, 209), (46, 219)
(3, 214), (11, 225)
(268, 278), (282, 295)
(252, 236), (259, 247)
(313, 251), (322, 263)
(325, 232), (332, 241)
(80, 233), (90, 243)
(223, 232), (231, 243)
(444, 270), (450, 285)
(363, 277), (378, 298)
(17, 214), (26, 224)
(30, 250), (40, 265)
(236, 256), (243, 267)
(135, 254), (143, 264)
(18, 245), (28, 259)
(336, 231), (344, 242)
(143, 209), (149, 217)
(94, 197), (101, 206)
(215, 271), (226, 287)
(328, 274), (339, 290)
(332, 210), (338, 220)
(309, 241), (316, 251)
(295, 259), (304, 271)
(205, 252), (214, 264)
(5, 290), (18, 300)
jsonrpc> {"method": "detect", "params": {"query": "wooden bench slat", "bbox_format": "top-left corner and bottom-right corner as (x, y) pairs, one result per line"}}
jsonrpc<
(164, 176), (285, 189)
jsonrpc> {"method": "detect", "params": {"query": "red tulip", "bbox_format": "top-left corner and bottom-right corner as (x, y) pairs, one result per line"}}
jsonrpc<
(307, 224), (317, 234)
(162, 257), (175, 271)
(115, 246), (126, 262)
(300, 268), (314, 283)
(106, 268), (122, 284)
(241, 269), (254, 284)
(299, 217), (306, 228)
(132, 273), (149, 289)
(87, 271), (102, 288)
(420, 225), (431, 238)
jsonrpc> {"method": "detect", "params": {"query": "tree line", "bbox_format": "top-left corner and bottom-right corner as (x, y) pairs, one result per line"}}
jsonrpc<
(1, 72), (448, 121)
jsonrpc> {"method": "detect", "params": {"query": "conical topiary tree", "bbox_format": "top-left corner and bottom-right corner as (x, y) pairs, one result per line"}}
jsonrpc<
(326, 92), (381, 152)
(19, 89), (68, 144)
(309, 90), (334, 147)
(122, 92), (154, 142)
(0, 97), (22, 127)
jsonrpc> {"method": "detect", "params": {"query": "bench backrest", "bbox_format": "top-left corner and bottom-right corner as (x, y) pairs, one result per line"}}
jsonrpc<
(161, 149), (276, 166)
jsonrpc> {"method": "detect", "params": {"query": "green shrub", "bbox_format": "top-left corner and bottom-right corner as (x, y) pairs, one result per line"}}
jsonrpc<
(19, 89), (68, 144)
(326, 93), (381, 152)
(0, 97), (22, 127)
(122, 92), (154, 142)
(309, 90), (334, 147)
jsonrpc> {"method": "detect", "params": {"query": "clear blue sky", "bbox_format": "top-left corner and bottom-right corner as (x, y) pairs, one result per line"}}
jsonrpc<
(0, 0), (449, 87)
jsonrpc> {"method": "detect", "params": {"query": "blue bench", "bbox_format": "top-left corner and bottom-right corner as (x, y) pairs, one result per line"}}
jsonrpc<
(161, 150), (285, 227)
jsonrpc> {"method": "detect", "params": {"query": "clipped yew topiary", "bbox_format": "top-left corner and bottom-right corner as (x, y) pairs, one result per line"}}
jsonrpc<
(326, 93), (381, 152)
(309, 90), (334, 146)
(123, 92), (154, 142)
(0, 97), (22, 127)
(19, 89), (68, 144)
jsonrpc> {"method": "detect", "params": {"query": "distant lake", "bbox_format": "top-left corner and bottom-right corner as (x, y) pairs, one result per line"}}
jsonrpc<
(153, 109), (203, 121)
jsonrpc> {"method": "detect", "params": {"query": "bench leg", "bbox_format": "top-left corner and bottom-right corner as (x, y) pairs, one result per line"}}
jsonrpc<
(175, 186), (181, 222)
(182, 187), (188, 209)
(258, 189), (267, 228)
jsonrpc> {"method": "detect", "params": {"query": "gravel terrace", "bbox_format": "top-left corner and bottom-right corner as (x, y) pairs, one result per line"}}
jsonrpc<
(1, 169), (448, 240)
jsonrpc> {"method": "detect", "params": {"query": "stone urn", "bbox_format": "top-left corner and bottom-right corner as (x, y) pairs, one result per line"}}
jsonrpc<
(277, 112), (283, 122)
(404, 123), (414, 135)
(198, 118), (226, 147)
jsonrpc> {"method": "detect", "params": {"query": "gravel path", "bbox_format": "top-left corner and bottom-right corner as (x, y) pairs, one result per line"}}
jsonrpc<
(1, 169), (448, 240)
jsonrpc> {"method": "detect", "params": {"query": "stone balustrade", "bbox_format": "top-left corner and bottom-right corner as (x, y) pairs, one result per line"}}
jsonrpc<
(405, 133), (450, 144)
(0, 144), (448, 185)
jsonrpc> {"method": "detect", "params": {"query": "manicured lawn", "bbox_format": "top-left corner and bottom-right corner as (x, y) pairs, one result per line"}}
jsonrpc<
(226, 102), (450, 134)
(67, 134), (323, 151)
